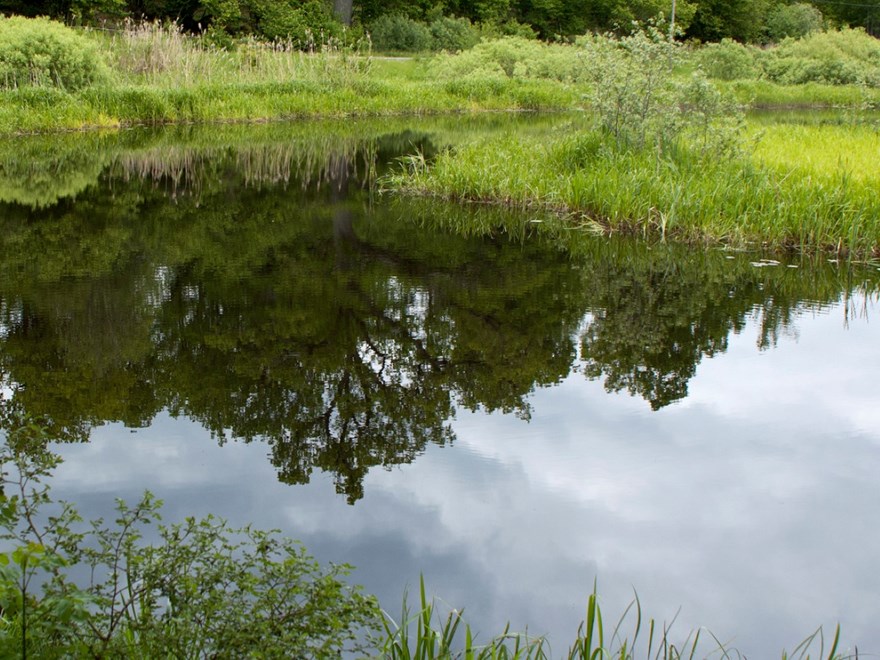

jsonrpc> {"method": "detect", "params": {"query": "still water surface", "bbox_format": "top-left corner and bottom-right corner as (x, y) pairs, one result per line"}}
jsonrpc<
(1, 116), (878, 656)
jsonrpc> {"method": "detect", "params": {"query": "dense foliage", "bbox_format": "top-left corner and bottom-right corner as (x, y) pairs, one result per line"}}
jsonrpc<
(695, 27), (880, 86)
(0, 0), (877, 45)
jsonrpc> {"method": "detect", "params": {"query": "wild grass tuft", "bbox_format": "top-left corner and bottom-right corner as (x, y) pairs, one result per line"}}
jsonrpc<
(378, 577), (854, 659)
(379, 575), (547, 659)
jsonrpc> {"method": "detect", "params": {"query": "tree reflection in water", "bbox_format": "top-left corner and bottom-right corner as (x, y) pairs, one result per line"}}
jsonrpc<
(0, 123), (875, 501)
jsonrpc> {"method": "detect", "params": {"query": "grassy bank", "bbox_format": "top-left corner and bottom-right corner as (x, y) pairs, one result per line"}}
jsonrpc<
(0, 73), (576, 135)
(2, 20), (880, 135)
(0, 22), (579, 135)
(385, 117), (880, 257)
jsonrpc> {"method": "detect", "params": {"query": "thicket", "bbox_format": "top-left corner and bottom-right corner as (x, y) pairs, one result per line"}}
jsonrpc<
(0, 16), (107, 91)
(696, 28), (880, 87)
(429, 37), (583, 84)
(367, 14), (492, 52)
(765, 1), (825, 41)
(761, 28), (880, 86)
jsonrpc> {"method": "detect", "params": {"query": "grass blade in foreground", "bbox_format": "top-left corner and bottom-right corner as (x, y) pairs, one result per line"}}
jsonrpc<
(377, 578), (857, 659)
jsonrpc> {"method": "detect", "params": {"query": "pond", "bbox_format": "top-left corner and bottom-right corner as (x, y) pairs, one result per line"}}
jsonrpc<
(1, 115), (878, 656)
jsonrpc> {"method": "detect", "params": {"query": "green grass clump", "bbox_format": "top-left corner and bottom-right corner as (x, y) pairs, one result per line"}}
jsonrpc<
(386, 121), (880, 256)
(718, 79), (880, 108)
(381, 577), (850, 659)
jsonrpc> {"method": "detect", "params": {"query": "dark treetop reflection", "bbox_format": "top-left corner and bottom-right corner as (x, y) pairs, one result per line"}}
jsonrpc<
(1, 121), (877, 501)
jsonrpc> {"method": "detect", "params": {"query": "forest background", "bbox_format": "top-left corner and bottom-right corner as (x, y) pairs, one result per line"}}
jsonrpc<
(1, 0), (878, 49)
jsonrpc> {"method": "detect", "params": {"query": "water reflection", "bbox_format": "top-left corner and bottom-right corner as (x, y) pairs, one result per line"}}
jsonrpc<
(0, 120), (878, 506)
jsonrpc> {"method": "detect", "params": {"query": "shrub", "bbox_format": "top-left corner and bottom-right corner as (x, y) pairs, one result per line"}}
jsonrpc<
(368, 14), (432, 52)
(695, 38), (761, 81)
(0, 437), (380, 658)
(429, 16), (479, 52)
(430, 37), (582, 83)
(765, 2), (824, 42)
(759, 28), (880, 86)
(0, 16), (107, 91)
(581, 27), (745, 155)
(257, 0), (343, 46)
(476, 18), (539, 40)
(580, 28), (683, 149)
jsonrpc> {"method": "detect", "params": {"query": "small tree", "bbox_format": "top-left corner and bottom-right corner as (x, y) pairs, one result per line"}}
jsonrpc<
(765, 2), (825, 42)
(581, 26), (745, 158)
(581, 25), (683, 150)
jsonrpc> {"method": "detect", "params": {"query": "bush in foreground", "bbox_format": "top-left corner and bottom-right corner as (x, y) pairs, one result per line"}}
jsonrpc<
(0, 429), (379, 658)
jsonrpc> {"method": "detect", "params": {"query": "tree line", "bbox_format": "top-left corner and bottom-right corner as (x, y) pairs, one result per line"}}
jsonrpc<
(0, 0), (877, 42)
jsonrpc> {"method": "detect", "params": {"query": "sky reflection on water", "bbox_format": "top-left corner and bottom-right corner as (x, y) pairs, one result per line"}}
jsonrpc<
(48, 293), (880, 657)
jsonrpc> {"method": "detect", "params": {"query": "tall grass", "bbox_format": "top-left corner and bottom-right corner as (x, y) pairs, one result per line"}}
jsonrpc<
(379, 577), (851, 659)
(385, 122), (880, 256)
(101, 21), (372, 88)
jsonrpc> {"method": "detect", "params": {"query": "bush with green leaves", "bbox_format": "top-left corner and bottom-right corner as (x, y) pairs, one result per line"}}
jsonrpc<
(765, 2), (825, 42)
(581, 27), (745, 156)
(429, 16), (480, 52)
(0, 16), (107, 91)
(368, 14), (433, 52)
(695, 38), (761, 81)
(256, 0), (343, 45)
(0, 427), (380, 658)
(581, 28), (682, 150)
(477, 18), (539, 40)
(760, 27), (880, 86)
(430, 37), (583, 84)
